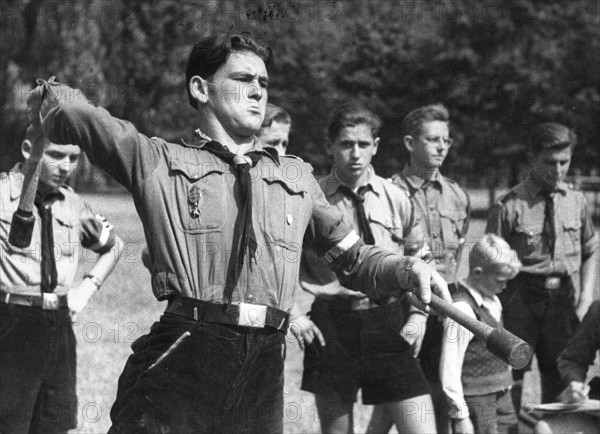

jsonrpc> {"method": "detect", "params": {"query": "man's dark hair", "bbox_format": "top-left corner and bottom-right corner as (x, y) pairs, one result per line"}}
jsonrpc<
(401, 103), (450, 138)
(529, 122), (577, 154)
(186, 33), (273, 109)
(327, 103), (382, 142)
(261, 103), (291, 129)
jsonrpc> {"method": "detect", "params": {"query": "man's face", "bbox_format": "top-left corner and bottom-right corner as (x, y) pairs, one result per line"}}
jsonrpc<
(328, 124), (379, 184)
(40, 143), (81, 189)
(477, 266), (513, 298)
(408, 121), (451, 169)
(206, 51), (269, 139)
(257, 120), (290, 156)
(530, 146), (572, 190)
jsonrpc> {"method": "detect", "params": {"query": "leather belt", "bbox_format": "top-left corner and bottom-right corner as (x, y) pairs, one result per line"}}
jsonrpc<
(0, 290), (68, 310)
(165, 296), (289, 332)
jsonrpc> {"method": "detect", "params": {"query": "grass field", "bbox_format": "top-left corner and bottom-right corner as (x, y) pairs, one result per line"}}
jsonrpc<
(69, 193), (597, 433)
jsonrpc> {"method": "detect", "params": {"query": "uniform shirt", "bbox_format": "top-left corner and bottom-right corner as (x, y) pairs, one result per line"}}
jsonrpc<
(440, 281), (505, 419)
(300, 166), (423, 301)
(0, 164), (116, 296)
(391, 165), (470, 283)
(42, 98), (414, 312)
(486, 176), (598, 277)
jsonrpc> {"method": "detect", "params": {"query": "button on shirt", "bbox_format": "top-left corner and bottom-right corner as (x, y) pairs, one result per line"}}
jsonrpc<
(0, 164), (116, 296)
(440, 281), (504, 419)
(486, 176), (598, 277)
(391, 166), (469, 283)
(301, 167), (424, 299)
(42, 99), (411, 312)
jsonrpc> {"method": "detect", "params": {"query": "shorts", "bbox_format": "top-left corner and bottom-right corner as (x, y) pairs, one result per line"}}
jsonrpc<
(301, 298), (429, 405)
(0, 304), (77, 434)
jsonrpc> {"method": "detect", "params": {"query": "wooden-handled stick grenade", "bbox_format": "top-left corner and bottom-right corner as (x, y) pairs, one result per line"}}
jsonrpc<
(8, 87), (48, 248)
(428, 293), (533, 370)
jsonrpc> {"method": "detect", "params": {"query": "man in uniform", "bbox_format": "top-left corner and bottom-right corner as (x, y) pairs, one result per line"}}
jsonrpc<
(486, 122), (598, 411)
(1, 126), (123, 433)
(29, 33), (450, 433)
(291, 103), (435, 434)
(391, 103), (470, 433)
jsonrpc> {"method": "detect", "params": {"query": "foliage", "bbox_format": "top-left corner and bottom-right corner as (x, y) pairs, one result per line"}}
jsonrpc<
(1, 0), (598, 182)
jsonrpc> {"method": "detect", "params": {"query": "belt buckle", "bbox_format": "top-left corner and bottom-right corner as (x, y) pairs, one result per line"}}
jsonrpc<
(238, 303), (267, 328)
(42, 293), (60, 310)
(544, 277), (561, 290)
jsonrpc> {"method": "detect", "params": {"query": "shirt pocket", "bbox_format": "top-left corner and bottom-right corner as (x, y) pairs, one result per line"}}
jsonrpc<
(261, 171), (308, 251)
(438, 208), (467, 259)
(369, 211), (404, 252)
(169, 159), (228, 234)
(562, 219), (582, 258)
(53, 214), (77, 259)
(512, 220), (544, 261)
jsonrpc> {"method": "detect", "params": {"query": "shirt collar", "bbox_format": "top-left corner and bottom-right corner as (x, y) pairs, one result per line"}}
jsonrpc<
(322, 166), (379, 198)
(184, 128), (280, 165)
(402, 165), (443, 191)
(460, 279), (500, 309)
(524, 175), (568, 199)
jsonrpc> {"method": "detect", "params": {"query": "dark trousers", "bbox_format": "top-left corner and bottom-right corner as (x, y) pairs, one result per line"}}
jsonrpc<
(0, 304), (77, 434)
(500, 274), (580, 403)
(463, 389), (517, 434)
(109, 312), (286, 434)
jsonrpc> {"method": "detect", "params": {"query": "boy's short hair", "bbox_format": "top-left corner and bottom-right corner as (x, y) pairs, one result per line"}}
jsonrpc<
(261, 103), (291, 130)
(401, 103), (449, 138)
(327, 103), (382, 142)
(470, 234), (521, 278)
(529, 122), (576, 154)
(186, 33), (273, 109)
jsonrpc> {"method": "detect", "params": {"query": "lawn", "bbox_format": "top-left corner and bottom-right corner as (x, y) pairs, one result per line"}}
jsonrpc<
(70, 193), (596, 433)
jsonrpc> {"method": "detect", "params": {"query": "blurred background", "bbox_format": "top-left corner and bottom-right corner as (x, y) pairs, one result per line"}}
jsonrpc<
(1, 0), (599, 203)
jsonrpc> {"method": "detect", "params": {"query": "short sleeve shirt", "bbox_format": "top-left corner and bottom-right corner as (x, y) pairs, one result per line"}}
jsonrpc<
(391, 166), (470, 283)
(486, 176), (598, 276)
(0, 164), (116, 296)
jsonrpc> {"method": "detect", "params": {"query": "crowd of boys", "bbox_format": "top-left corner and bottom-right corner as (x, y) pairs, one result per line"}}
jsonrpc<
(1, 32), (597, 434)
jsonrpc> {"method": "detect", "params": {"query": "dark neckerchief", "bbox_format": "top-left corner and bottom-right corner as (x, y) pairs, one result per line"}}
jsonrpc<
(35, 191), (62, 293)
(337, 184), (376, 245)
(201, 141), (263, 300)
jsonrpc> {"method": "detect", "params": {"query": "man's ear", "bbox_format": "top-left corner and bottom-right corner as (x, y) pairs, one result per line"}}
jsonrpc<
(404, 135), (415, 153)
(325, 139), (334, 156)
(21, 139), (33, 160)
(372, 137), (380, 156)
(188, 76), (210, 107)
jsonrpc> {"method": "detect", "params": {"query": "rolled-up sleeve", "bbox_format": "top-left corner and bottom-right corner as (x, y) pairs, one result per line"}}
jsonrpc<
(79, 203), (116, 254)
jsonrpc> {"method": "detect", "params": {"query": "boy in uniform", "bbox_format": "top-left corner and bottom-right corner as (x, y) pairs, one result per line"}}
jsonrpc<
(257, 103), (292, 156)
(292, 104), (435, 434)
(28, 33), (450, 433)
(0, 126), (123, 433)
(440, 234), (521, 434)
(391, 103), (470, 433)
(486, 122), (598, 410)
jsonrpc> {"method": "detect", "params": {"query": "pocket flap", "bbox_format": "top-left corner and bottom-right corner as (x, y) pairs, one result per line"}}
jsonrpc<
(169, 159), (226, 181)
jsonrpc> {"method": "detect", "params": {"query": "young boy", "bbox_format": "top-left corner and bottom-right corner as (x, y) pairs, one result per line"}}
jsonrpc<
(257, 102), (292, 156)
(293, 103), (435, 434)
(440, 234), (521, 434)
(0, 125), (123, 433)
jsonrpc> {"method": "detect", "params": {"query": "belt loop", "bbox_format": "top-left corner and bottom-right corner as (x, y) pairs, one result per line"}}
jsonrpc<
(4, 293), (10, 304)
(193, 306), (198, 321)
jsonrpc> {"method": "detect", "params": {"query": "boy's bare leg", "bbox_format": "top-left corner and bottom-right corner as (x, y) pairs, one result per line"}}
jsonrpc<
(315, 394), (354, 434)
